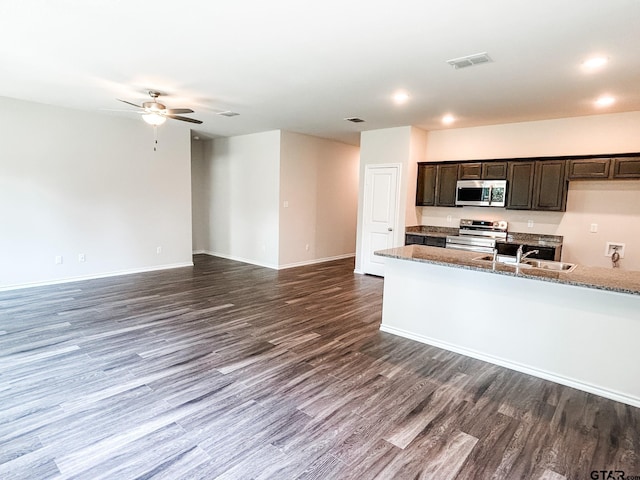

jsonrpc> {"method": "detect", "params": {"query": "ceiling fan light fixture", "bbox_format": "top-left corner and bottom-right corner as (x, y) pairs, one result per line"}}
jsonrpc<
(142, 113), (167, 125)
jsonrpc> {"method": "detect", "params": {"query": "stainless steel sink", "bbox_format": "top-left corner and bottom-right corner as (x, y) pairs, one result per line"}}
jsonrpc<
(521, 259), (577, 272)
(474, 254), (520, 265)
(473, 255), (576, 272)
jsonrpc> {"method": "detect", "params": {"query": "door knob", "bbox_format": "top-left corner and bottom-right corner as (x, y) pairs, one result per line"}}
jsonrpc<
(388, 227), (393, 231)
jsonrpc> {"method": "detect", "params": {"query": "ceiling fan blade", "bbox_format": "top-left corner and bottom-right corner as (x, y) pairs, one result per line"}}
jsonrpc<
(116, 99), (143, 108)
(166, 114), (203, 124)
(165, 108), (194, 114)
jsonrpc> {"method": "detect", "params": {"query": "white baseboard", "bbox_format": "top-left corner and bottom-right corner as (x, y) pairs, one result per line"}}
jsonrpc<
(0, 262), (194, 292)
(277, 253), (355, 270)
(196, 251), (355, 270)
(198, 251), (279, 270)
(380, 324), (640, 409)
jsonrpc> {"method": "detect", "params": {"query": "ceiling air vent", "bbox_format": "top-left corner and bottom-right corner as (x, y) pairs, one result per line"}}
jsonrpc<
(344, 117), (365, 123)
(446, 52), (493, 69)
(216, 111), (240, 117)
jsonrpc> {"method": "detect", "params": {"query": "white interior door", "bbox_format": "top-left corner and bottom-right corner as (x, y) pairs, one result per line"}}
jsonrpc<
(362, 165), (400, 276)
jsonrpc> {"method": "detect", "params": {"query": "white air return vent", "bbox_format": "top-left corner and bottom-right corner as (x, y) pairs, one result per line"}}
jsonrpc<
(216, 111), (240, 117)
(344, 117), (365, 123)
(446, 52), (493, 69)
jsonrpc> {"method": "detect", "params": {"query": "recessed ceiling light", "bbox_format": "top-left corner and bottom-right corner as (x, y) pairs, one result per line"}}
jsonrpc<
(595, 95), (615, 107)
(442, 114), (455, 125)
(583, 56), (608, 70)
(392, 91), (410, 105)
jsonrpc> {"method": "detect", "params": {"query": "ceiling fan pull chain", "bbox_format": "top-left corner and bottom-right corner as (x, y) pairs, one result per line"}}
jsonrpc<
(153, 124), (158, 152)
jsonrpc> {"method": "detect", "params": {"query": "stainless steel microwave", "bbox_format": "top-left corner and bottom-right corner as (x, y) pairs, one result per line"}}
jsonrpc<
(455, 180), (507, 207)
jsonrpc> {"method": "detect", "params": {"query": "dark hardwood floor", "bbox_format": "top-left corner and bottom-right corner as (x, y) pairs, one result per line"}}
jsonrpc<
(1, 254), (639, 479)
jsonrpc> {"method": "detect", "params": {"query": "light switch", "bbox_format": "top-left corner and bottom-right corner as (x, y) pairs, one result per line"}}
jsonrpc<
(590, 223), (598, 233)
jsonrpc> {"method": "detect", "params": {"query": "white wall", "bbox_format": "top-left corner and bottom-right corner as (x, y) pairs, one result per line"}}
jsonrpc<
(279, 131), (359, 267)
(190, 138), (208, 253)
(425, 111), (640, 160)
(355, 126), (426, 272)
(419, 112), (640, 270)
(202, 131), (281, 268)
(195, 130), (359, 269)
(0, 96), (193, 289)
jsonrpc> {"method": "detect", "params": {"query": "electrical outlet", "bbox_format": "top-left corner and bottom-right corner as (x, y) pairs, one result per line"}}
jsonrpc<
(590, 223), (598, 233)
(527, 220), (534, 228)
(305, 244), (310, 251)
(446, 215), (452, 223)
(55, 255), (63, 265)
(156, 246), (162, 254)
(78, 253), (86, 262)
(605, 242), (625, 258)
(283, 200), (289, 208)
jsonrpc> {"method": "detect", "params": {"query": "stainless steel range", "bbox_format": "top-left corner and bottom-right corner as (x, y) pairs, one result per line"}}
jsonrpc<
(446, 219), (508, 253)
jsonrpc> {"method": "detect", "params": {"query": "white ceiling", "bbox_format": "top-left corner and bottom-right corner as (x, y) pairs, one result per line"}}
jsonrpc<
(1, 0), (639, 145)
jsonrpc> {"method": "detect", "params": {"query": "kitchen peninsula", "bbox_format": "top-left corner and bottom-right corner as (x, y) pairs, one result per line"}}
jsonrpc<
(375, 245), (640, 407)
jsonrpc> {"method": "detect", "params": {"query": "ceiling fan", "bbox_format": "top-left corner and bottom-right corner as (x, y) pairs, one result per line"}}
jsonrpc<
(116, 90), (203, 125)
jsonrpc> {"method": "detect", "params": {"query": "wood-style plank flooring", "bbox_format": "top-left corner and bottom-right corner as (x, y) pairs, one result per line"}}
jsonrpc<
(1, 254), (639, 479)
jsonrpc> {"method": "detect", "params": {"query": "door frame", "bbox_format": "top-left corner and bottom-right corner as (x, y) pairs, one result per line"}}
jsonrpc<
(360, 163), (403, 275)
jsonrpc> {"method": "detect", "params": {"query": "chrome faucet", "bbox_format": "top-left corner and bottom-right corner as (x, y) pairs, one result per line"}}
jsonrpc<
(516, 245), (539, 263)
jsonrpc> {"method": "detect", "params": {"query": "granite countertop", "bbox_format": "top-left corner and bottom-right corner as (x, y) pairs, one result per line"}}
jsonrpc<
(405, 226), (457, 238)
(405, 225), (563, 248)
(498, 233), (563, 248)
(375, 245), (640, 296)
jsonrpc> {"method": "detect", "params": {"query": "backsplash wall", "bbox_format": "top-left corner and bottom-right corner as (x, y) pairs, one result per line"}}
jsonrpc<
(417, 180), (640, 270)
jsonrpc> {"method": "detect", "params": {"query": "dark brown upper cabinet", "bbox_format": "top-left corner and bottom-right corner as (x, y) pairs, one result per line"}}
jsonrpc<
(482, 162), (508, 179)
(435, 163), (459, 207)
(417, 152), (638, 211)
(533, 160), (567, 211)
(568, 158), (610, 179)
(416, 163), (437, 206)
(506, 161), (535, 209)
(612, 157), (640, 178)
(459, 161), (508, 180)
(458, 163), (482, 180)
(416, 163), (459, 207)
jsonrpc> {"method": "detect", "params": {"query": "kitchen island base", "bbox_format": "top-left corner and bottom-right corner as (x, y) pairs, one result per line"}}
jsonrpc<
(380, 255), (640, 408)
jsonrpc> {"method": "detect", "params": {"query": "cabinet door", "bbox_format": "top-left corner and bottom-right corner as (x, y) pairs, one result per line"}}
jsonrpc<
(459, 163), (482, 180)
(416, 164), (436, 206)
(506, 161), (535, 209)
(482, 162), (508, 179)
(435, 164), (459, 207)
(612, 157), (640, 178)
(534, 160), (567, 211)
(496, 243), (557, 261)
(567, 158), (610, 179)
(405, 234), (425, 245)
(424, 236), (446, 248)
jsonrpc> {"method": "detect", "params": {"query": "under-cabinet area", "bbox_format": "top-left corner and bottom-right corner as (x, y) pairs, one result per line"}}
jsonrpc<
(406, 225), (563, 261)
(416, 153), (640, 212)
